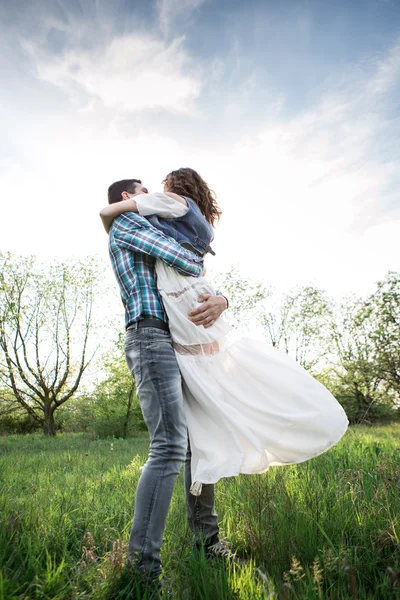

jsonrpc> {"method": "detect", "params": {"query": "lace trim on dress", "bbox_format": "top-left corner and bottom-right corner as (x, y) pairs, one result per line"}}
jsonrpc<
(163, 279), (211, 301)
(166, 286), (192, 299)
(173, 341), (220, 356)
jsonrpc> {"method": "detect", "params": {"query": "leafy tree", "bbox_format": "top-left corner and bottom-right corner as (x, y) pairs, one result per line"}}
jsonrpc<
(0, 252), (98, 435)
(0, 384), (40, 433)
(0, 383), (20, 418)
(212, 267), (269, 329)
(363, 271), (400, 400)
(89, 333), (145, 437)
(214, 270), (332, 370)
(60, 333), (145, 437)
(213, 267), (399, 424)
(325, 293), (395, 424)
(260, 285), (332, 370)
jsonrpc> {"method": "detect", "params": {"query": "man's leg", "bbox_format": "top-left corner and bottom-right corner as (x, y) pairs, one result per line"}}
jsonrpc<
(125, 326), (187, 580)
(184, 435), (219, 547)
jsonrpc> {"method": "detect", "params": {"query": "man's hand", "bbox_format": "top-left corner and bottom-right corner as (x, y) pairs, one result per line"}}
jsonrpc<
(188, 294), (228, 328)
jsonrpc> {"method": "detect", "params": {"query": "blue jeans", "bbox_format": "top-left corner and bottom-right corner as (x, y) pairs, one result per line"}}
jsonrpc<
(125, 326), (219, 579)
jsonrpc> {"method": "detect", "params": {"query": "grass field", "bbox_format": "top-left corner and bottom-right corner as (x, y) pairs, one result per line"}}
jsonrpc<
(1, 425), (400, 599)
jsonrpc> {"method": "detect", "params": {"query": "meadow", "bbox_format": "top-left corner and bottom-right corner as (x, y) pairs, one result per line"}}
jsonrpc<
(1, 425), (399, 599)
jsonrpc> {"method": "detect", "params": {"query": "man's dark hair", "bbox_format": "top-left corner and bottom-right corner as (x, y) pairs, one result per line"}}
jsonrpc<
(107, 179), (141, 204)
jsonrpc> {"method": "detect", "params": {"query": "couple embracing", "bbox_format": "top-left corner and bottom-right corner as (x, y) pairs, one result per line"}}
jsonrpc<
(100, 167), (348, 590)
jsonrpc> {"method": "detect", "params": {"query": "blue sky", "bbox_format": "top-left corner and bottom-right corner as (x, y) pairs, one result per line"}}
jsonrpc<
(0, 0), (399, 296)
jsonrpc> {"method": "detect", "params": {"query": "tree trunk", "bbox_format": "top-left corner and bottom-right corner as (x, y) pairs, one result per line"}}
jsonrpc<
(43, 402), (56, 436)
(123, 385), (135, 439)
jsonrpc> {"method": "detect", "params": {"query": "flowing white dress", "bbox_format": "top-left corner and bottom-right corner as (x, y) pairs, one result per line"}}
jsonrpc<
(135, 194), (349, 491)
(155, 264), (348, 490)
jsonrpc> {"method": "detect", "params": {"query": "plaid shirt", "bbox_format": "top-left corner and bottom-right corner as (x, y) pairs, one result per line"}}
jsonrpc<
(109, 212), (203, 327)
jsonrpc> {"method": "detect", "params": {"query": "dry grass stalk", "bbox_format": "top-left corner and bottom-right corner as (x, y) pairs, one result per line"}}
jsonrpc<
(81, 531), (97, 568)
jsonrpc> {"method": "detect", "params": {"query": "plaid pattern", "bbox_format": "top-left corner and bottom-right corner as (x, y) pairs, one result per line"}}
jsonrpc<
(109, 212), (203, 327)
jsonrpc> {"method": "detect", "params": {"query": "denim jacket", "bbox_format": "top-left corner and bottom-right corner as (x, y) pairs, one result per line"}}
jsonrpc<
(147, 197), (215, 257)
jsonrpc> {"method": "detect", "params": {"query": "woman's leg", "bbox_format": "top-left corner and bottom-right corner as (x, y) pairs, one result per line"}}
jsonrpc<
(184, 434), (219, 546)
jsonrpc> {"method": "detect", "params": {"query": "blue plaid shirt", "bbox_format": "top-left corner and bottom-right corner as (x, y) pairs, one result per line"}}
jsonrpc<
(109, 212), (203, 327)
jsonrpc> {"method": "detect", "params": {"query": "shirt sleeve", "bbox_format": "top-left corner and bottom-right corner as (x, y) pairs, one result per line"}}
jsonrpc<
(216, 290), (229, 308)
(112, 212), (202, 277)
(135, 193), (189, 218)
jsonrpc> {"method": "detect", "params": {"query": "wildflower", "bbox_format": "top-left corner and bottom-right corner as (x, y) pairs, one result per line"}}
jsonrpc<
(110, 539), (128, 572)
(81, 531), (98, 567)
(289, 557), (305, 581)
(312, 557), (323, 592)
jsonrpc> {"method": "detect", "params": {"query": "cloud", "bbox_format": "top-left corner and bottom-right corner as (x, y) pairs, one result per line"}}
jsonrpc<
(368, 41), (400, 96)
(157, 0), (207, 37)
(1, 4), (399, 300)
(0, 116), (191, 261)
(21, 32), (201, 113)
(201, 40), (400, 295)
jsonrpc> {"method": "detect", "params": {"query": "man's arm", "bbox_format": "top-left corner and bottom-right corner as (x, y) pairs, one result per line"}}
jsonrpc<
(188, 294), (228, 328)
(112, 212), (203, 277)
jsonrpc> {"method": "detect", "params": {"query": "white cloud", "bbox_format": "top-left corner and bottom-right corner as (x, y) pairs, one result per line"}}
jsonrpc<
(0, 120), (190, 261)
(22, 33), (201, 113)
(368, 41), (400, 96)
(158, 0), (206, 36)
(2, 18), (399, 301)
(201, 41), (400, 296)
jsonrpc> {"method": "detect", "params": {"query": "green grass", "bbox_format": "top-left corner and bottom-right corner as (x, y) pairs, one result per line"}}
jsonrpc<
(1, 425), (400, 599)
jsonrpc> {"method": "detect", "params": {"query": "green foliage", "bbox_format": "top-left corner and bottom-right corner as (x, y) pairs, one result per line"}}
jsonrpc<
(260, 284), (333, 371)
(324, 275), (400, 423)
(0, 385), (41, 434)
(1, 258), (399, 436)
(60, 334), (145, 438)
(212, 267), (269, 329)
(0, 412), (42, 435)
(363, 271), (400, 397)
(1, 426), (400, 598)
(0, 252), (101, 435)
(316, 371), (396, 425)
(216, 267), (400, 423)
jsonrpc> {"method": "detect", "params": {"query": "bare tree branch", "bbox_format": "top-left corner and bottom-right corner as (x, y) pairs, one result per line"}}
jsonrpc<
(0, 253), (99, 435)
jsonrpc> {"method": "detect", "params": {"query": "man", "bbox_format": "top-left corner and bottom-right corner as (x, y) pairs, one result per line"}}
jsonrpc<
(103, 178), (230, 588)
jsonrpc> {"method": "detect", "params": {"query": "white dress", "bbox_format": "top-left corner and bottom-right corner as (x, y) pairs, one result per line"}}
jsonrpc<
(136, 194), (349, 491)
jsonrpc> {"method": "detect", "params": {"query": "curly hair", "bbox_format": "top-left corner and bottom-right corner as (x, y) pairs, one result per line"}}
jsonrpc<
(163, 168), (221, 226)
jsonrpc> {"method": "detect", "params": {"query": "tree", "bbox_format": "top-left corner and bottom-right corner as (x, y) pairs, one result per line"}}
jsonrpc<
(58, 332), (145, 437)
(0, 383), (21, 418)
(0, 252), (98, 435)
(364, 272), (400, 400)
(88, 333), (145, 437)
(0, 384), (41, 433)
(260, 285), (332, 370)
(325, 294), (394, 424)
(213, 269), (332, 370)
(212, 267), (269, 330)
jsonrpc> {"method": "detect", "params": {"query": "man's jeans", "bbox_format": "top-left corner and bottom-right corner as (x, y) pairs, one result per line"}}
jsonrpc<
(125, 326), (219, 579)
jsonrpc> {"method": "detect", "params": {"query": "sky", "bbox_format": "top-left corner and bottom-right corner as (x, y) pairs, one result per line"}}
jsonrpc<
(1, 0), (399, 300)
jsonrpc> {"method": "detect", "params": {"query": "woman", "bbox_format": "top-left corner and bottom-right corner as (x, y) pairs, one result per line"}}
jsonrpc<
(100, 168), (348, 495)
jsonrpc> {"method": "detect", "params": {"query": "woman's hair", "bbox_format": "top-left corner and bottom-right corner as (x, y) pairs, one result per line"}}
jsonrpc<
(163, 168), (221, 226)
